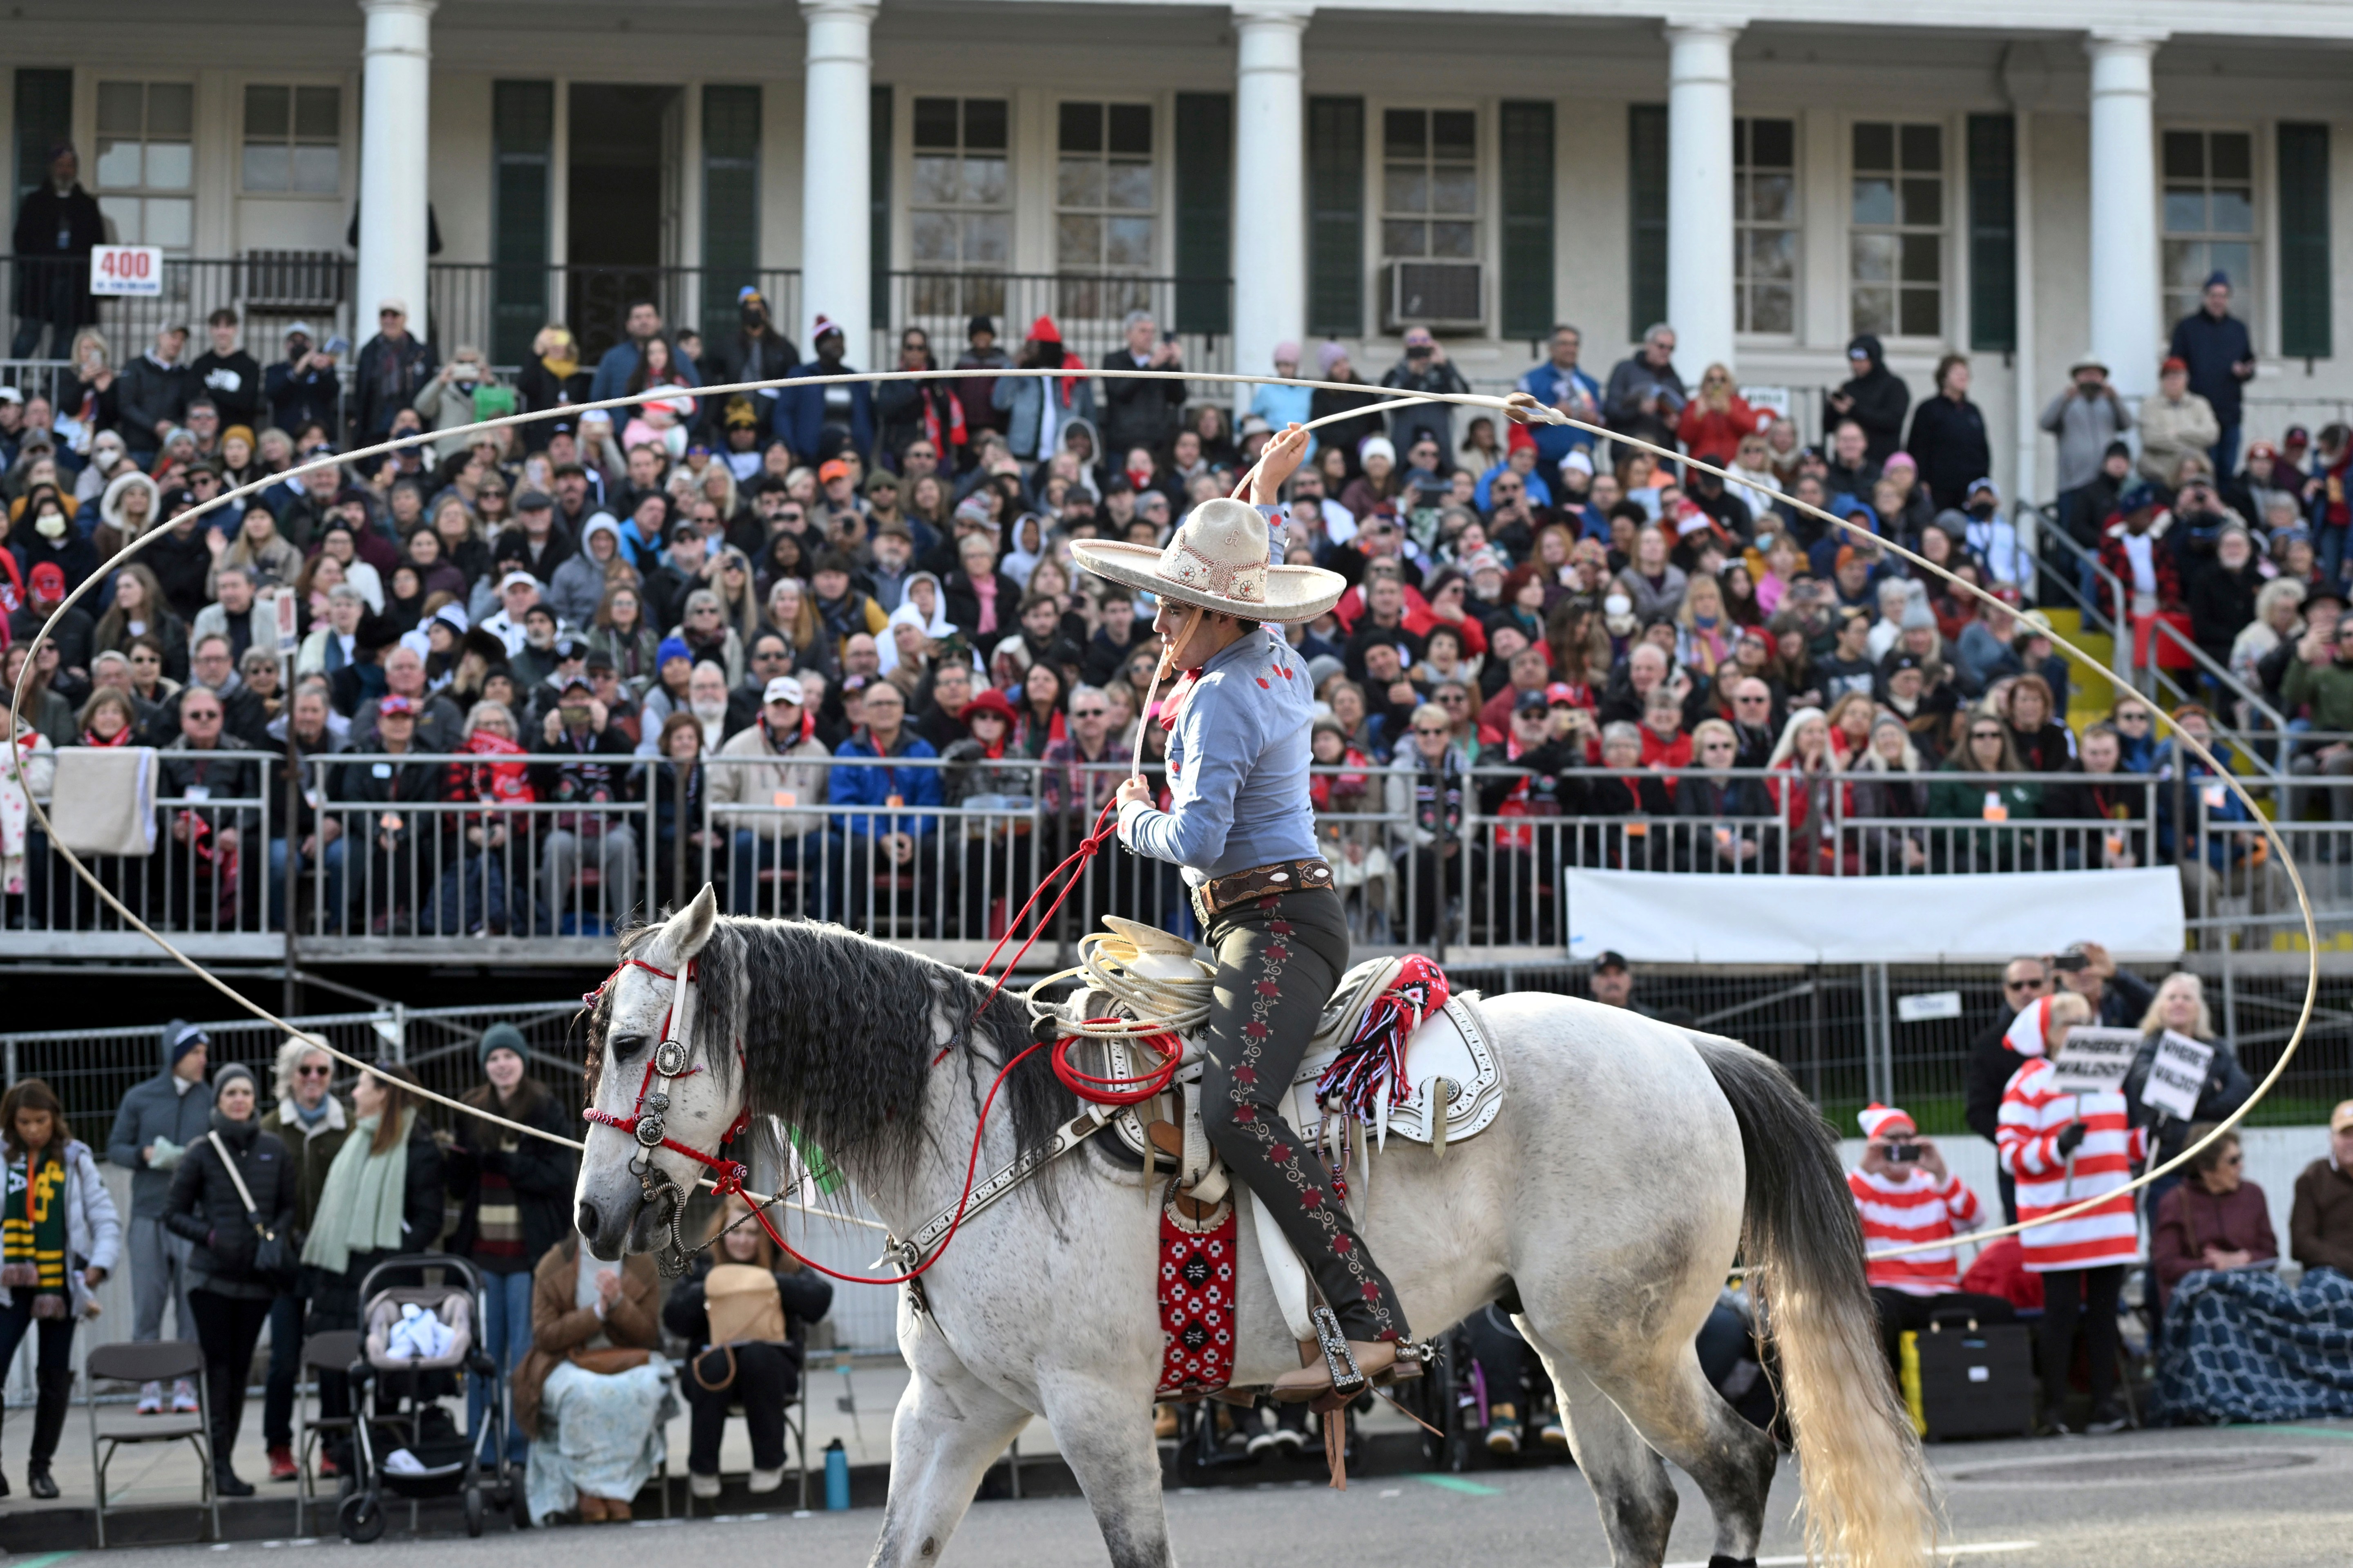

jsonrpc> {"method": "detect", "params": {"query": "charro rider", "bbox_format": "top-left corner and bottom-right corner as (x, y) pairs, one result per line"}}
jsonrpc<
(1072, 422), (1407, 1397)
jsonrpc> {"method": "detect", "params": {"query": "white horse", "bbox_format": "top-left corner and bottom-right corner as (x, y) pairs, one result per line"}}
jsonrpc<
(574, 889), (1933, 1568)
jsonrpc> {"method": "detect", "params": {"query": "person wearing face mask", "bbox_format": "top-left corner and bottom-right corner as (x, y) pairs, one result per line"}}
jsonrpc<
(705, 287), (800, 416)
(11, 482), (96, 595)
(163, 1061), (296, 1496)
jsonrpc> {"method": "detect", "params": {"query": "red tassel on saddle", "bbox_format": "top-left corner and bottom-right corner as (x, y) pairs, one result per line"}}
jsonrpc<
(1315, 956), (1450, 1124)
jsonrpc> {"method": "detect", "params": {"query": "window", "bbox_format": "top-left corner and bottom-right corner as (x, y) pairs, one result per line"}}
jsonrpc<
(1734, 116), (1796, 334)
(1849, 121), (1943, 338)
(1381, 108), (1477, 264)
(242, 84), (340, 194)
(911, 97), (1010, 273)
(2163, 130), (2254, 331)
(1056, 101), (1153, 320)
(94, 80), (192, 251)
(2278, 122), (2331, 360)
(1497, 101), (1554, 341)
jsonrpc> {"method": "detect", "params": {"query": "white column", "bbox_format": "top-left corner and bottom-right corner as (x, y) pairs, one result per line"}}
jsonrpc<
(356, 0), (436, 344)
(1664, 22), (1738, 382)
(1232, 4), (1310, 407)
(2085, 31), (2164, 402)
(800, 0), (876, 358)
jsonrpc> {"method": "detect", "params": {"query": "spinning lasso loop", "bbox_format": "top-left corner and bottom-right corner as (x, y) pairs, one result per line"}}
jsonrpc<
(0, 365), (2311, 1265)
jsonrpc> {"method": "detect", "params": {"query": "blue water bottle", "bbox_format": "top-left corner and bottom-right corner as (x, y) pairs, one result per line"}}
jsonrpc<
(824, 1437), (850, 1511)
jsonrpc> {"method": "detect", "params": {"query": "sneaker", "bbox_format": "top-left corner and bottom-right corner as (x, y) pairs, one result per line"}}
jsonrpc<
(1537, 1413), (1568, 1450)
(2085, 1402), (2132, 1436)
(747, 1465), (783, 1494)
(268, 1446), (298, 1481)
(1246, 1429), (1279, 1458)
(137, 1381), (164, 1415)
(317, 1451), (341, 1479)
(688, 1471), (721, 1500)
(1272, 1426), (1305, 1457)
(28, 1463), (58, 1499)
(1485, 1401), (1522, 1456)
(171, 1380), (200, 1414)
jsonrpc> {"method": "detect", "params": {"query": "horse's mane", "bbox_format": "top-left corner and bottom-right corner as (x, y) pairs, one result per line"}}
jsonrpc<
(587, 918), (1076, 1193)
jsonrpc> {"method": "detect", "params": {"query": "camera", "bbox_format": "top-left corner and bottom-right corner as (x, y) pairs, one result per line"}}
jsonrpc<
(1887, 1142), (1921, 1163)
(2052, 950), (2092, 973)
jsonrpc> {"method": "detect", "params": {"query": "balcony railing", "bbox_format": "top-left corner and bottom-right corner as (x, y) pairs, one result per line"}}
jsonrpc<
(874, 270), (1231, 379)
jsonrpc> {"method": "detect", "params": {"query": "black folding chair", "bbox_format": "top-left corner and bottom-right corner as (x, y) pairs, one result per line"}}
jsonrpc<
(85, 1339), (218, 1547)
(293, 1328), (364, 1534)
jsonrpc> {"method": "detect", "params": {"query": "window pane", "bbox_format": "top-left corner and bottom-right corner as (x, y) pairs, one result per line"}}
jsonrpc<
(1431, 221), (1477, 258)
(2210, 241), (2252, 292)
(145, 195), (192, 248)
(1750, 172), (1792, 224)
(295, 86), (341, 140)
(2162, 131), (2205, 180)
(1383, 109), (1425, 158)
(1853, 122), (1893, 172)
(2164, 188), (2206, 234)
(98, 193), (141, 241)
(1105, 160), (1153, 210)
(1851, 231), (1897, 282)
(1057, 213), (1101, 265)
(94, 138), (142, 189)
(1732, 118), (1747, 164)
(1749, 283), (1793, 334)
(965, 212), (1010, 266)
(1899, 123), (1941, 172)
(911, 211), (956, 263)
(1431, 163), (1477, 214)
(1899, 286), (1940, 337)
(1752, 117), (1794, 168)
(1058, 156), (1102, 208)
(97, 81), (145, 136)
(245, 84), (290, 139)
(1900, 232), (1940, 283)
(2211, 132), (2251, 181)
(1852, 176), (1895, 227)
(962, 154), (1006, 206)
(1385, 164), (1428, 213)
(1734, 173), (1752, 222)
(1059, 102), (1102, 154)
(1852, 286), (1894, 336)
(2210, 185), (2254, 234)
(146, 142), (192, 190)
(243, 143), (290, 191)
(913, 97), (958, 149)
(1748, 228), (1796, 281)
(1383, 219), (1426, 257)
(147, 83), (193, 136)
(1107, 103), (1151, 156)
(912, 154), (959, 205)
(963, 98), (1008, 152)
(1432, 111), (1476, 159)
(2163, 240), (2207, 292)
(1105, 215), (1153, 268)
(1900, 177), (1941, 228)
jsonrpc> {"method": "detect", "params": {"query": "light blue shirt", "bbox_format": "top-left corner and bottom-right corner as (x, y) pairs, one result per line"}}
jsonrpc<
(1118, 623), (1321, 886)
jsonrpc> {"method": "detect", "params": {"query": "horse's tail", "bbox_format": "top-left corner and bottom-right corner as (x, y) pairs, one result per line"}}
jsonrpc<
(1693, 1034), (1936, 1568)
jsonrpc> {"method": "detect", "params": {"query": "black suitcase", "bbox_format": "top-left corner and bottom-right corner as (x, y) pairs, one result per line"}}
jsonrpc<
(1909, 1316), (2035, 1440)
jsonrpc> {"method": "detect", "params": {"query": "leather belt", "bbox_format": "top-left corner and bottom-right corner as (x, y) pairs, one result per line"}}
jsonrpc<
(1190, 857), (1334, 924)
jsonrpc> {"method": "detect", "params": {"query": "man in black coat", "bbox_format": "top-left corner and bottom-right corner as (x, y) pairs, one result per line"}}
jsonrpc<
(1096, 310), (1185, 459)
(1962, 954), (2052, 1224)
(159, 688), (267, 925)
(266, 323), (342, 435)
(351, 299), (435, 444)
(2168, 271), (2257, 477)
(189, 308), (265, 431)
(1824, 334), (1909, 466)
(1904, 359), (1991, 512)
(9, 141), (105, 358)
(117, 324), (196, 463)
(703, 287), (800, 431)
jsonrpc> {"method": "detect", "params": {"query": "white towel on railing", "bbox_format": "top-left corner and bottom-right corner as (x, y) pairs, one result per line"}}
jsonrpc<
(47, 746), (158, 856)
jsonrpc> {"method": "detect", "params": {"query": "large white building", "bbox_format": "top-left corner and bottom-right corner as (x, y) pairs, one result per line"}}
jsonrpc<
(7, 0), (2353, 502)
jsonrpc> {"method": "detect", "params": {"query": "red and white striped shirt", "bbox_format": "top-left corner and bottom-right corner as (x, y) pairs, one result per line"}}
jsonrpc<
(1997, 1057), (2150, 1273)
(1849, 1167), (1983, 1295)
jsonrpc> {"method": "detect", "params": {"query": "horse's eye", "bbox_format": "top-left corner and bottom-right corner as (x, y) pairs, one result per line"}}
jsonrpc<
(608, 1032), (648, 1061)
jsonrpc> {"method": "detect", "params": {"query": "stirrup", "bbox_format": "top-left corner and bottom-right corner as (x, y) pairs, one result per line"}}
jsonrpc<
(1270, 1307), (1397, 1401)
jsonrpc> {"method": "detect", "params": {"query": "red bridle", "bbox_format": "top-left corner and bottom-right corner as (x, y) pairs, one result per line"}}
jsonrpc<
(582, 956), (753, 1192)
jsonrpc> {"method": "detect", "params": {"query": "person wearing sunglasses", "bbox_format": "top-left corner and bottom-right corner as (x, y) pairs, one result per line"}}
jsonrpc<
(2148, 1124), (2274, 1318)
(254, 1039), (350, 1481)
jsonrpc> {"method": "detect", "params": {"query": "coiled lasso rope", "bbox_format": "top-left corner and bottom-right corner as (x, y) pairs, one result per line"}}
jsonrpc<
(2, 365), (2312, 1262)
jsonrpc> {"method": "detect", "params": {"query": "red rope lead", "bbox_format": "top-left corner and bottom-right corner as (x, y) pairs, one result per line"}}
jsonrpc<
(936, 797), (1124, 1065)
(1052, 1020), (1182, 1105)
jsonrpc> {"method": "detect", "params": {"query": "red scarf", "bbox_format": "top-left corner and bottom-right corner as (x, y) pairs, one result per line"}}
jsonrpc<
(81, 724), (134, 748)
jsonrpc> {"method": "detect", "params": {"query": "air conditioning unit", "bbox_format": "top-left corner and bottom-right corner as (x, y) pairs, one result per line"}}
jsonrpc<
(1383, 261), (1483, 332)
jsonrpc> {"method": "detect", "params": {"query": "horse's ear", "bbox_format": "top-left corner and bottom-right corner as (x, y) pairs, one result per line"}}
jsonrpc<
(665, 884), (721, 965)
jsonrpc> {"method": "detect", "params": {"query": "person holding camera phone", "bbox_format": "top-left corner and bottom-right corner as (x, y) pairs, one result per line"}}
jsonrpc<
(1848, 1102), (2014, 1376)
(1380, 327), (1472, 466)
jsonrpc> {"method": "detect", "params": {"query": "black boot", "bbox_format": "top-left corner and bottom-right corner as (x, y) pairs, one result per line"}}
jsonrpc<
(29, 1365), (72, 1498)
(215, 1463), (256, 1498)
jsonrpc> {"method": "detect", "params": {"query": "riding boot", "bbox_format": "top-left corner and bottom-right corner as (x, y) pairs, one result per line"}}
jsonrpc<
(29, 1365), (73, 1471)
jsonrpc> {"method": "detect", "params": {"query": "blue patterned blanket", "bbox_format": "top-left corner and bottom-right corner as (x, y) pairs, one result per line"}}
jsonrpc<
(2154, 1266), (2353, 1425)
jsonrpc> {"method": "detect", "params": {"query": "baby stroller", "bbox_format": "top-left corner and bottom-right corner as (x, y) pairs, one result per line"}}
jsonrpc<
(337, 1254), (516, 1542)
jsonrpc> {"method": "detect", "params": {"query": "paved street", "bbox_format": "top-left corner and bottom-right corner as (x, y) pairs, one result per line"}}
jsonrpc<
(29, 1421), (2353, 1568)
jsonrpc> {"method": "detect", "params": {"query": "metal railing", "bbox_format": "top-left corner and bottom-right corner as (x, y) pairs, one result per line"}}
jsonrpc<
(425, 262), (804, 370)
(2, 252), (357, 364)
(2029, 502), (2137, 694)
(876, 271), (1231, 382)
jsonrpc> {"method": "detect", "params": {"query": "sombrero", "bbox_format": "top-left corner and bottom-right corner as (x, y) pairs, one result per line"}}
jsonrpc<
(1070, 497), (1345, 623)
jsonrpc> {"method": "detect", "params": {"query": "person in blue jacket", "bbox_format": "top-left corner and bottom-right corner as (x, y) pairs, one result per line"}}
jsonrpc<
(827, 681), (939, 927)
(775, 317), (874, 464)
(587, 302), (704, 405)
(2168, 271), (2257, 478)
(104, 1020), (215, 1415)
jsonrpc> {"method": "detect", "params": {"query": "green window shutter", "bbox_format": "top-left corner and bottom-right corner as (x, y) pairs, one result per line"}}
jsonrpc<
(1966, 113), (2016, 353)
(700, 85), (761, 337)
(1173, 92), (1231, 336)
(13, 69), (72, 208)
(1307, 96), (1364, 339)
(1627, 104), (1667, 341)
(491, 81), (554, 368)
(870, 84), (892, 335)
(1499, 101), (1555, 343)
(2279, 121), (2332, 360)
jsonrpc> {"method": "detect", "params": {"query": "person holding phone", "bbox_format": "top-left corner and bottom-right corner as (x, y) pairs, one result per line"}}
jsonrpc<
(1097, 309), (1185, 458)
(1847, 1101), (2012, 1375)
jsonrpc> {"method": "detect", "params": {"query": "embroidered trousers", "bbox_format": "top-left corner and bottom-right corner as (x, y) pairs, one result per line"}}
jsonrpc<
(1197, 884), (1406, 1343)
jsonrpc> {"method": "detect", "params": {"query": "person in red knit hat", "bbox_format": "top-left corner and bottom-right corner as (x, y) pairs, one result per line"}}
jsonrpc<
(1846, 1101), (2015, 1374)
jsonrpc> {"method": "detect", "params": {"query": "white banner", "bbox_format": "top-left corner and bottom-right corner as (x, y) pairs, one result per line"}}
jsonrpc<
(2142, 1029), (2217, 1121)
(1563, 867), (2185, 965)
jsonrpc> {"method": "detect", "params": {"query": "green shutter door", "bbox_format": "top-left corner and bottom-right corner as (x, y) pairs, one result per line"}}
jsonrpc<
(491, 81), (554, 368)
(1307, 96), (1364, 339)
(1966, 113), (2016, 353)
(2279, 122), (2332, 361)
(701, 85), (761, 337)
(13, 69), (72, 208)
(1173, 92), (1231, 336)
(1499, 101), (1555, 344)
(1628, 104), (1667, 341)
(871, 84), (892, 336)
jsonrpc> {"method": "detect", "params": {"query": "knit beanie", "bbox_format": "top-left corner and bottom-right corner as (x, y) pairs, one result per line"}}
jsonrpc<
(1857, 1102), (1916, 1139)
(164, 1019), (210, 1068)
(479, 1022), (527, 1068)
